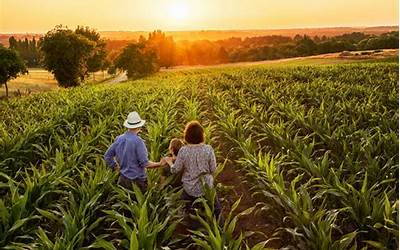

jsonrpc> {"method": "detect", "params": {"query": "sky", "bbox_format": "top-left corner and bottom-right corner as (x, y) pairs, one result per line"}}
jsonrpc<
(1, 0), (398, 33)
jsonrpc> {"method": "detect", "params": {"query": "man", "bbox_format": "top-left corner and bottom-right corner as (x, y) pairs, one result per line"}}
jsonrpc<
(104, 111), (163, 192)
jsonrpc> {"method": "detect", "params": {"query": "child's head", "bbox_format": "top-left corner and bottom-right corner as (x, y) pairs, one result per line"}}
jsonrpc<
(169, 138), (184, 156)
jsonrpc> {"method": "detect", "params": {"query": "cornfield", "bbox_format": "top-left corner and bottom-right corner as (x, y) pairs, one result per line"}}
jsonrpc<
(0, 60), (398, 249)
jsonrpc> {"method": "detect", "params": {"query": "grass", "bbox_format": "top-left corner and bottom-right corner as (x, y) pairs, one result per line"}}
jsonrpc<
(1, 68), (111, 97)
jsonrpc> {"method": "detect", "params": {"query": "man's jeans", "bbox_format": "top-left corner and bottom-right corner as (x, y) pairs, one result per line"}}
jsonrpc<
(118, 174), (148, 193)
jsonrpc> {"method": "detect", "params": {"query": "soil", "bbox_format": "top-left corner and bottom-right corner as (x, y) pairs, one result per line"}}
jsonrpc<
(197, 87), (284, 248)
(215, 141), (283, 249)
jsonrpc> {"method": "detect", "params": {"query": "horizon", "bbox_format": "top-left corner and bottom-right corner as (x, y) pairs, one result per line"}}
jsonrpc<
(1, 25), (399, 35)
(1, 0), (398, 33)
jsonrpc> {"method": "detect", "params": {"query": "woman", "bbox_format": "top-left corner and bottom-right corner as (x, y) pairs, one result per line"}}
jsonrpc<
(164, 121), (221, 218)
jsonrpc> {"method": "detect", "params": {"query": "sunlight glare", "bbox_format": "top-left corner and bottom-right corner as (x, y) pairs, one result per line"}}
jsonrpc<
(168, 3), (189, 20)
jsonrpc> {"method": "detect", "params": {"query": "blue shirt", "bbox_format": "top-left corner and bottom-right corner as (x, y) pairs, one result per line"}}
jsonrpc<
(104, 131), (149, 180)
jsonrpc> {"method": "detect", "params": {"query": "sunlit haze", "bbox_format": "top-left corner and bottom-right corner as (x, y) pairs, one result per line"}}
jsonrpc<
(1, 0), (398, 33)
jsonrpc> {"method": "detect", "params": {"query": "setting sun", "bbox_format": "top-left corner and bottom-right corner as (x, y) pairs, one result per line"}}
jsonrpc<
(168, 3), (189, 21)
(1, 0), (398, 32)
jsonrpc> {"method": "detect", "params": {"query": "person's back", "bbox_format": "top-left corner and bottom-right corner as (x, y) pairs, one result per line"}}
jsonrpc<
(109, 131), (148, 180)
(173, 144), (216, 197)
(103, 111), (163, 192)
(165, 120), (221, 226)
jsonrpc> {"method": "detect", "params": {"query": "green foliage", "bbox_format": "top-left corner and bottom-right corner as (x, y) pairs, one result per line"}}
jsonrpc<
(190, 186), (256, 250)
(0, 61), (398, 249)
(358, 31), (399, 50)
(101, 184), (182, 249)
(40, 25), (95, 87)
(114, 43), (158, 79)
(8, 36), (41, 67)
(0, 46), (27, 97)
(75, 26), (108, 76)
(209, 62), (399, 249)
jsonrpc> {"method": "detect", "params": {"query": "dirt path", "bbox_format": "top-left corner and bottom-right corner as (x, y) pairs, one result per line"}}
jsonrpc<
(215, 144), (282, 248)
(198, 87), (283, 248)
(108, 72), (127, 84)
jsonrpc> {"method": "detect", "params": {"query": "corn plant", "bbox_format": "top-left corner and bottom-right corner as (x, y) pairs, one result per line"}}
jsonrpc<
(0, 60), (397, 249)
(190, 186), (255, 250)
(101, 184), (182, 249)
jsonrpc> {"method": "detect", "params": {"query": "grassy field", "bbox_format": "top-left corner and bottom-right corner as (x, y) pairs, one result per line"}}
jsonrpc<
(163, 49), (399, 71)
(0, 59), (398, 249)
(2, 49), (397, 99)
(1, 69), (111, 97)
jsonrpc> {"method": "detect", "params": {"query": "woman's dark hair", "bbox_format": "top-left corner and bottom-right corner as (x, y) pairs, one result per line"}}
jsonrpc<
(184, 121), (205, 144)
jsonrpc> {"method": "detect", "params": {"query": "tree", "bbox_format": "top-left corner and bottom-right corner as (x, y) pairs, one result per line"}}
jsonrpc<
(8, 36), (41, 67)
(75, 26), (107, 80)
(0, 46), (27, 98)
(8, 37), (17, 50)
(147, 30), (176, 68)
(217, 47), (229, 63)
(295, 35), (317, 56)
(114, 43), (157, 79)
(40, 25), (95, 87)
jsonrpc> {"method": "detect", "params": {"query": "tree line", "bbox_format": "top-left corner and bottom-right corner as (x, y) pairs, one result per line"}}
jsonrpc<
(107, 31), (399, 65)
(226, 31), (399, 62)
(8, 37), (41, 67)
(1, 25), (399, 98)
(1, 27), (176, 95)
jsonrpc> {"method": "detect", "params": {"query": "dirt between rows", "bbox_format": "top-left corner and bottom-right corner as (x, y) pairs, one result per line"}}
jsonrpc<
(171, 143), (284, 249)
(214, 140), (283, 249)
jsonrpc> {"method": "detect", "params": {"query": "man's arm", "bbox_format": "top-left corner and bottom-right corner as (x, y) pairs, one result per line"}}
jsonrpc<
(136, 138), (149, 167)
(104, 140), (118, 169)
(145, 160), (164, 169)
(135, 138), (167, 169)
(135, 138), (163, 169)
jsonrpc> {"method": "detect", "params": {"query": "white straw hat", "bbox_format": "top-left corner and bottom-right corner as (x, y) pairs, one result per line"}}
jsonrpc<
(123, 112), (146, 129)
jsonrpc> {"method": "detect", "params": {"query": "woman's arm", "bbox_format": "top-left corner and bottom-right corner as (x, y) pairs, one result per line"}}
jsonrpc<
(170, 150), (184, 173)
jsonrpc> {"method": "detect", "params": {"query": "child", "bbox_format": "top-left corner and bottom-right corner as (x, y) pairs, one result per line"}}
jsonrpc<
(161, 138), (184, 187)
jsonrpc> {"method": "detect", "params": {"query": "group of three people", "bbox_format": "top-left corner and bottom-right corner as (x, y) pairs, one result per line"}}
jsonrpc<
(104, 111), (221, 217)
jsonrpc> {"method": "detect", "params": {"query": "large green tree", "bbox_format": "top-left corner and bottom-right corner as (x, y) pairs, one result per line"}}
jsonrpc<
(115, 43), (157, 79)
(0, 46), (27, 98)
(40, 25), (95, 87)
(75, 26), (107, 80)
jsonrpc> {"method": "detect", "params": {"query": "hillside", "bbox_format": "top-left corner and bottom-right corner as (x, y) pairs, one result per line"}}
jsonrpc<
(0, 60), (398, 249)
(3, 49), (397, 98)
